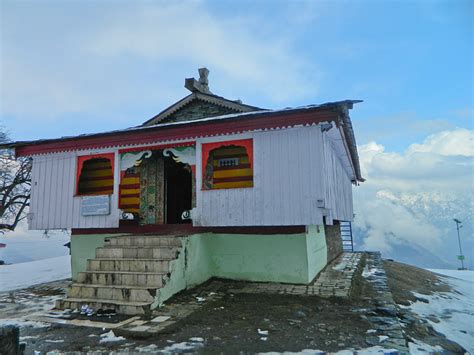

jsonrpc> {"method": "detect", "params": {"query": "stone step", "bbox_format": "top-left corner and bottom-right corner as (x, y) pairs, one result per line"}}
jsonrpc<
(67, 284), (155, 303)
(104, 235), (183, 247)
(95, 246), (180, 259)
(55, 297), (151, 315)
(77, 271), (167, 287)
(87, 258), (172, 273)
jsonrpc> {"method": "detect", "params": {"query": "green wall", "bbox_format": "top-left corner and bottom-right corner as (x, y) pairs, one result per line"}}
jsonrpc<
(70, 234), (109, 280)
(71, 225), (328, 307)
(305, 224), (328, 282)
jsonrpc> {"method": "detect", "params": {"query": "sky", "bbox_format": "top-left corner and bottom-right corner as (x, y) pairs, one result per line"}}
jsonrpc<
(0, 0), (473, 268)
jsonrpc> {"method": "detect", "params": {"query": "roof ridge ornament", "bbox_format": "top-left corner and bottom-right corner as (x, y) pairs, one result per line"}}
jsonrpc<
(185, 67), (213, 94)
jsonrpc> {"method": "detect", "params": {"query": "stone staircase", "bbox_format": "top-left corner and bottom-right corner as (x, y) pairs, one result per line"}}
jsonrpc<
(56, 235), (183, 315)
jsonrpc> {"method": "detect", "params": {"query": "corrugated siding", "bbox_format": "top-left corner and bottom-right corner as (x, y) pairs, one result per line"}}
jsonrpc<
(195, 126), (340, 226)
(321, 134), (354, 224)
(29, 151), (120, 230)
(28, 126), (354, 230)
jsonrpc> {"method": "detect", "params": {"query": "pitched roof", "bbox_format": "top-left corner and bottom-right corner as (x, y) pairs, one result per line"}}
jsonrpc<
(142, 91), (263, 126)
(3, 100), (364, 182)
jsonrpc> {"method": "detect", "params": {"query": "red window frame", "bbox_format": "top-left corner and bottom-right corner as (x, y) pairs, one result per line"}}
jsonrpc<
(201, 138), (254, 190)
(76, 153), (115, 196)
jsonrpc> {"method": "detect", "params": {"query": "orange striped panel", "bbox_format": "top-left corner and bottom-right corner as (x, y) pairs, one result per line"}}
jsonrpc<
(119, 172), (140, 213)
(77, 158), (114, 195)
(211, 146), (253, 189)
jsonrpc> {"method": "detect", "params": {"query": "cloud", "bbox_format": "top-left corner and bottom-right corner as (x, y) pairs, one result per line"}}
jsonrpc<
(354, 128), (474, 268)
(407, 128), (474, 156)
(84, 2), (319, 102)
(359, 128), (473, 192)
(0, 1), (319, 122)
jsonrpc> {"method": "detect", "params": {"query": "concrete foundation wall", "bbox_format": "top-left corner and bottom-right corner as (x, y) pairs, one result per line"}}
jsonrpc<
(324, 222), (343, 263)
(72, 225), (328, 307)
(71, 234), (109, 281)
(306, 225), (328, 282)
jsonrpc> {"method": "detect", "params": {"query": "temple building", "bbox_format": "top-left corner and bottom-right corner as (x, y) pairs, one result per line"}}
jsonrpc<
(5, 68), (364, 314)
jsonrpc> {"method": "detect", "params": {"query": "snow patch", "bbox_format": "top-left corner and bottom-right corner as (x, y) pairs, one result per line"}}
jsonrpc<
(259, 347), (400, 354)
(0, 255), (71, 292)
(408, 338), (444, 353)
(161, 341), (204, 351)
(189, 337), (204, 342)
(407, 269), (474, 353)
(0, 319), (50, 329)
(99, 330), (126, 343)
(362, 265), (378, 278)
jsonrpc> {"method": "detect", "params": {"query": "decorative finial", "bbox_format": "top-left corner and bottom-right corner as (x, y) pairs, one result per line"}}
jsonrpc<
(185, 68), (212, 94)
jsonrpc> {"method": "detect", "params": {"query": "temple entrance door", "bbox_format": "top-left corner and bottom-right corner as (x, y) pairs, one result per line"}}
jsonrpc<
(164, 157), (192, 224)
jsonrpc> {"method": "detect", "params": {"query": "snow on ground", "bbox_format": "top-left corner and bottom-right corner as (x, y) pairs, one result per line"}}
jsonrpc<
(429, 268), (474, 282)
(407, 269), (474, 353)
(408, 339), (444, 354)
(99, 330), (125, 343)
(0, 255), (71, 292)
(0, 223), (70, 264)
(259, 347), (400, 354)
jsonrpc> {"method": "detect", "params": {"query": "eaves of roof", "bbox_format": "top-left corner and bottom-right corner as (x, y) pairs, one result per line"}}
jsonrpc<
(3, 100), (364, 182)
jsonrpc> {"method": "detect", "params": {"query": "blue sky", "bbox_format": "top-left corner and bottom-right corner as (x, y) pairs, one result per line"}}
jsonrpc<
(1, 0), (471, 150)
(1, 0), (473, 268)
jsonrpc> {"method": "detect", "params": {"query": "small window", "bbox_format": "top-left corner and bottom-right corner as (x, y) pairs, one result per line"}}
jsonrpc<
(76, 154), (114, 196)
(202, 139), (253, 190)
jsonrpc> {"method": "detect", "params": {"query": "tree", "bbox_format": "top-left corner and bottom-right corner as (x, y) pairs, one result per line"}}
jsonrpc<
(0, 129), (32, 232)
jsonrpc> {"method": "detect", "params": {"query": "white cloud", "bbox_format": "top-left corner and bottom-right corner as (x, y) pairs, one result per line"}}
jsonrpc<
(359, 128), (473, 193)
(354, 128), (474, 267)
(0, 1), (319, 121)
(84, 2), (318, 102)
(407, 128), (474, 157)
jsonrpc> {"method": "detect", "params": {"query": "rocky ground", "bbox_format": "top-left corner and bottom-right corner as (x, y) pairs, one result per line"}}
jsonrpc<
(0, 254), (469, 354)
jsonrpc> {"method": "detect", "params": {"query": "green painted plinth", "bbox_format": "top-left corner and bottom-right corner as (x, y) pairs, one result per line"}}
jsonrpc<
(71, 225), (328, 307)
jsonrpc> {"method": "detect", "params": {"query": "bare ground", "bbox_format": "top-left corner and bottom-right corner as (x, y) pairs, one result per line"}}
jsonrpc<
(383, 260), (451, 306)
(383, 260), (465, 353)
(11, 256), (467, 354)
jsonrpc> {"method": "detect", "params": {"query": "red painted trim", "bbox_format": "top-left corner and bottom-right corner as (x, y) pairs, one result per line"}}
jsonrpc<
(15, 109), (338, 156)
(71, 223), (306, 235)
(76, 153), (115, 195)
(118, 141), (196, 153)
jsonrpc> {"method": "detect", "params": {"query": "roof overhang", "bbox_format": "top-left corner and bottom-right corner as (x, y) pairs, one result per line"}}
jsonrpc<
(4, 100), (364, 182)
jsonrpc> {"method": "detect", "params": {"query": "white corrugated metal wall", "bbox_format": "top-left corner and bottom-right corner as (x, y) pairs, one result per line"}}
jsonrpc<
(321, 133), (354, 224)
(194, 125), (354, 227)
(29, 150), (120, 230)
(27, 125), (354, 230)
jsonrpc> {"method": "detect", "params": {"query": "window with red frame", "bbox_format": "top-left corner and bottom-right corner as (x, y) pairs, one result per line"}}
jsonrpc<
(202, 139), (253, 190)
(76, 154), (115, 196)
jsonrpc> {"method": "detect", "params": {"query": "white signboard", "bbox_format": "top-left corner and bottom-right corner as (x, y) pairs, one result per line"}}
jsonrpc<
(81, 195), (110, 216)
